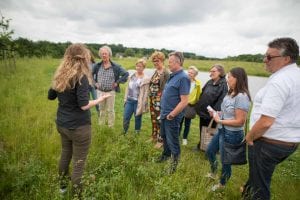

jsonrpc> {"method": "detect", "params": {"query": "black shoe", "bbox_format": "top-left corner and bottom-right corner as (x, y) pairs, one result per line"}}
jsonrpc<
(156, 155), (170, 163)
(168, 156), (179, 174)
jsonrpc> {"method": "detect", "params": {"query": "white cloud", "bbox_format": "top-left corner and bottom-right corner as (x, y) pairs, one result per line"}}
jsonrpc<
(1, 0), (299, 58)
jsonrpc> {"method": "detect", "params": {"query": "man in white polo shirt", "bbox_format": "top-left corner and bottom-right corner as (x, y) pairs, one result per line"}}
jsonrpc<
(244, 37), (300, 200)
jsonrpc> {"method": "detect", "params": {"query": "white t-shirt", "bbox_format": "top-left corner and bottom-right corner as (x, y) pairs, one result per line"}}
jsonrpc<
(250, 63), (300, 142)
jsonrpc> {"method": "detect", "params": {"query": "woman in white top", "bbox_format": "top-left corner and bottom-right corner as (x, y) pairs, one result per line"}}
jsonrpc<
(123, 58), (150, 134)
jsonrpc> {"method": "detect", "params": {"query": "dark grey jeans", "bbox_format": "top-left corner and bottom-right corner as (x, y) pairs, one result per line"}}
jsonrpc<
(243, 139), (298, 200)
(57, 124), (91, 191)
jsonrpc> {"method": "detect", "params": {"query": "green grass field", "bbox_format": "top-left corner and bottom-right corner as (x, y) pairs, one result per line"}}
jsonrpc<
(0, 58), (298, 199)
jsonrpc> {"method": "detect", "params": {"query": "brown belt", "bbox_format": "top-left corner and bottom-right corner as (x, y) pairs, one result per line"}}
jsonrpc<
(260, 137), (299, 147)
(100, 89), (112, 92)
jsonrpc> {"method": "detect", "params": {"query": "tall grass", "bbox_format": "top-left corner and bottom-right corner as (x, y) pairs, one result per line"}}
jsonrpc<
(0, 58), (298, 199)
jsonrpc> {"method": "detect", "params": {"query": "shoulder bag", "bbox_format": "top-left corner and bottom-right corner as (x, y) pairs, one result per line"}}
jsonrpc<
(184, 104), (197, 119)
(223, 139), (247, 165)
(200, 119), (216, 151)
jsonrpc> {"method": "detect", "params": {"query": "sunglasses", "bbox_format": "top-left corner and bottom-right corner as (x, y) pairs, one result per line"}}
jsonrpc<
(264, 55), (282, 61)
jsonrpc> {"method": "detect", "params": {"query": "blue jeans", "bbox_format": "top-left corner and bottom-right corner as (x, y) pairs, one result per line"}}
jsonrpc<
(179, 117), (192, 139)
(123, 99), (142, 133)
(243, 139), (298, 200)
(89, 86), (99, 112)
(160, 116), (182, 158)
(206, 127), (244, 185)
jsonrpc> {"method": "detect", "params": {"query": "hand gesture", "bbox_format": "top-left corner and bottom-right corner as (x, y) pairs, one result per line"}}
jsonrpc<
(101, 93), (112, 99)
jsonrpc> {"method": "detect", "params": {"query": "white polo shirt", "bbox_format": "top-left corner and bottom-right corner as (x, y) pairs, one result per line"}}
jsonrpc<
(250, 63), (300, 142)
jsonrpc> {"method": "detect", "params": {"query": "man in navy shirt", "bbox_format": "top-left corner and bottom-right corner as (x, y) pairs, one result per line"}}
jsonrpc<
(157, 51), (190, 174)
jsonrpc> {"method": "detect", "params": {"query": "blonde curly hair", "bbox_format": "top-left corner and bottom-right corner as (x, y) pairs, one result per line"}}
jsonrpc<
(136, 58), (147, 67)
(52, 43), (93, 92)
(150, 51), (165, 62)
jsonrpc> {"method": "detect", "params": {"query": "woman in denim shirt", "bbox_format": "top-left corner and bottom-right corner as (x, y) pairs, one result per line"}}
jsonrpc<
(205, 67), (251, 191)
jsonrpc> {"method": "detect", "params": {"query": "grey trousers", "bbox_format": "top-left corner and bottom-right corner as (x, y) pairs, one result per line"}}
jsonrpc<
(57, 124), (91, 190)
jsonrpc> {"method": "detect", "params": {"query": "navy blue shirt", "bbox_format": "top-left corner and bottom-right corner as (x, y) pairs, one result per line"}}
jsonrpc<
(160, 70), (190, 119)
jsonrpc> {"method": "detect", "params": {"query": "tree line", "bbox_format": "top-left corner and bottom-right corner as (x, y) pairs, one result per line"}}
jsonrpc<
(4, 37), (269, 63)
(3, 15), (299, 64)
(8, 37), (218, 60)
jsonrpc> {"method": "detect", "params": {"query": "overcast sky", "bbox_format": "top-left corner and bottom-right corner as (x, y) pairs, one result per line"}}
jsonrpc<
(1, 0), (300, 58)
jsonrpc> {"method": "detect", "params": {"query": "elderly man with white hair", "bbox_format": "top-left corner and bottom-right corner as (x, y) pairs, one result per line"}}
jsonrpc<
(93, 45), (129, 127)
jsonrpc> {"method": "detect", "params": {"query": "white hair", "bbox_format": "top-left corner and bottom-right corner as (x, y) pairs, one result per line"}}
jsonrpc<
(99, 45), (112, 57)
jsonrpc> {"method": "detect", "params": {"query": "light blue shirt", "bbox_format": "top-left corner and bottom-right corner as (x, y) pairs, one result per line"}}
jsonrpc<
(220, 93), (250, 131)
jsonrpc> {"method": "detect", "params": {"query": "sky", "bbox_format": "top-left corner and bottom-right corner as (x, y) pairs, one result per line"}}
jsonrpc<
(1, 0), (300, 58)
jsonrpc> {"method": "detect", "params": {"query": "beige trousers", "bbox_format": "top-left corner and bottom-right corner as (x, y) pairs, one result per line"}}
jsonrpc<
(97, 90), (115, 127)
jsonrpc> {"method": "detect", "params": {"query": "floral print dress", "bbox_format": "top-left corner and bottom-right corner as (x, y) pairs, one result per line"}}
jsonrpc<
(149, 71), (163, 142)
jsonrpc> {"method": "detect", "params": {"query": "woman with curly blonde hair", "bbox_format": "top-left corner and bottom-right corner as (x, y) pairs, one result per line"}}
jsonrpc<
(149, 51), (170, 148)
(48, 43), (110, 196)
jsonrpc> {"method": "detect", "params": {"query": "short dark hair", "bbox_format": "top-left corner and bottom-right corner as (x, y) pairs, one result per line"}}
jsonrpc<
(268, 37), (299, 63)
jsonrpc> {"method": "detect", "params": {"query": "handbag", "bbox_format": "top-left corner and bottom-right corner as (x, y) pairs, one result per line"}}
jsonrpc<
(184, 104), (196, 119)
(223, 139), (247, 165)
(200, 119), (216, 151)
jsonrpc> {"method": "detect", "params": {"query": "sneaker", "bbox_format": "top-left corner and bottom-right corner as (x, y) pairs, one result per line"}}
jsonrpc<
(59, 187), (67, 194)
(205, 172), (217, 180)
(211, 184), (225, 192)
(168, 157), (179, 174)
(182, 139), (187, 145)
(135, 130), (140, 134)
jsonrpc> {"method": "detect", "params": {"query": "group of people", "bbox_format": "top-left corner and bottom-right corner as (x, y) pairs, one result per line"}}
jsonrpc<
(48, 37), (299, 200)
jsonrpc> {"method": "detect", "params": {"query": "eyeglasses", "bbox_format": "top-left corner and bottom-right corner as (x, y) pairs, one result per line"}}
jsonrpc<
(264, 55), (282, 61)
(210, 70), (217, 73)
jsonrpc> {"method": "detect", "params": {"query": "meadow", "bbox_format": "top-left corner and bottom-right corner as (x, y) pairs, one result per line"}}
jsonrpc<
(0, 57), (299, 199)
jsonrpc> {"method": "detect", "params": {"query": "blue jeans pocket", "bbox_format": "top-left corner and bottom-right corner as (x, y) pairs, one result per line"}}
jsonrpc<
(224, 129), (244, 144)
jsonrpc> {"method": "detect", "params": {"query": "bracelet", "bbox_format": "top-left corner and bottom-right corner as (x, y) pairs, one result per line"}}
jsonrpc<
(218, 119), (223, 125)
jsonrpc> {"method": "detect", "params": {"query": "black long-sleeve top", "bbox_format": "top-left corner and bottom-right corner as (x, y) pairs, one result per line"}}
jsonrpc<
(195, 77), (228, 120)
